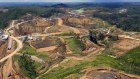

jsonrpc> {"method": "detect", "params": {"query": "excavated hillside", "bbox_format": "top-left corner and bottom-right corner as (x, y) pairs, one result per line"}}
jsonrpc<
(31, 36), (66, 61)
(31, 37), (63, 49)
(0, 41), (8, 59)
(46, 25), (74, 33)
(62, 17), (96, 28)
(80, 71), (133, 79)
(79, 67), (139, 79)
(18, 22), (45, 34)
(32, 18), (52, 27)
(15, 18), (53, 35)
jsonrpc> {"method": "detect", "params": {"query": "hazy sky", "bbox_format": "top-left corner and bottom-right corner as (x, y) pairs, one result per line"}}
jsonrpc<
(0, 0), (93, 2)
(0, 0), (140, 2)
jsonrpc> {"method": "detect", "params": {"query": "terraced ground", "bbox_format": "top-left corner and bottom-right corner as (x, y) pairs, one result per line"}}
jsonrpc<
(65, 38), (85, 54)
(1, 9), (140, 79)
(15, 17), (140, 79)
(38, 46), (140, 79)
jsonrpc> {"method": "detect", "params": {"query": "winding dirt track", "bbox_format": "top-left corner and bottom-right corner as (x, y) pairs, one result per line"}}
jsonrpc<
(1, 18), (140, 79)
(0, 18), (83, 79)
(0, 21), (25, 79)
(0, 36), (23, 63)
(119, 35), (140, 41)
(0, 21), (23, 63)
(0, 18), (80, 63)
(0, 20), (48, 63)
(57, 18), (81, 34)
(2, 58), (13, 79)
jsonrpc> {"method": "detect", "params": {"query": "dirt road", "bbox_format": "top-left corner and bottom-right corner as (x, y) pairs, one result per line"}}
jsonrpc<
(119, 35), (140, 41)
(2, 57), (28, 79)
(0, 20), (43, 79)
(57, 18), (81, 34)
(15, 32), (65, 39)
(2, 58), (13, 79)
(0, 36), (23, 63)
(0, 20), (32, 79)
(0, 21), (23, 63)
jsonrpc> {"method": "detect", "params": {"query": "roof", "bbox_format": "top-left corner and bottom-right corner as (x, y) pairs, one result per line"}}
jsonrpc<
(2, 34), (8, 40)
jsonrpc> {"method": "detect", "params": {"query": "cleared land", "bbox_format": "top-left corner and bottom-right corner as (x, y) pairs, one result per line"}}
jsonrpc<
(112, 37), (140, 56)
(38, 46), (140, 79)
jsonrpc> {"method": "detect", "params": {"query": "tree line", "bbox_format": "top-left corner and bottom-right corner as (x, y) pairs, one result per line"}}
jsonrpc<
(0, 6), (64, 29)
(93, 6), (140, 32)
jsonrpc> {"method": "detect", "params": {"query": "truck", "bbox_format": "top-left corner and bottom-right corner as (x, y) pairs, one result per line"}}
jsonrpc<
(8, 38), (12, 50)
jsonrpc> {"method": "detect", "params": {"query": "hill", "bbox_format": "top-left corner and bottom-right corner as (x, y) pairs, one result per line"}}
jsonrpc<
(93, 6), (140, 32)
(51, 3), (69, 8)
(0, 6), (63, 29)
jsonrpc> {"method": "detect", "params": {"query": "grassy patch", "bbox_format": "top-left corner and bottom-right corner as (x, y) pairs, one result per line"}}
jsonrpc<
(81, 36), (89, 40)
(39, 46), (140, 79)
(55, 33), (75, 36)
(64, 73), (79, 79)
(119, 46), (140, 67)
(20, 44), (48, 60)
(14, 41), (17, 49)
(37, 52), (49, 61)
(20, 44), (37, 55)
(40, 62), (90, 79)
(73, 8), (84, 13)
(65, 38), (85, 54)
(118, 46), (140, 74)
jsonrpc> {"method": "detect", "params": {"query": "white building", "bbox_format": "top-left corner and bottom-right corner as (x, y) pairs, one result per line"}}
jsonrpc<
(119, 9), (127, 14)
(2, 34), (9, 40)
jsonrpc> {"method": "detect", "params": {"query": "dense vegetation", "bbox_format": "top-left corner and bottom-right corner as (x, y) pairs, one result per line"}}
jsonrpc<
(65, 38), (85, 54)
(18, 54), (37, 78)
(39, 46), (140, 79)
(93, 6), (140, 32)
(0, 6), (63, 29)
(18, 44), (48, 77)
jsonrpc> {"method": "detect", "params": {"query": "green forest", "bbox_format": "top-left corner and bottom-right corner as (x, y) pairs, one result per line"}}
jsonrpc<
(93, 6), (140, 32)
(0, 6), (63, 29)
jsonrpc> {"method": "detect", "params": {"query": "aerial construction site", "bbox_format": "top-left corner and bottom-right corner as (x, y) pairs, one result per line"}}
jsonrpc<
(0, 2), (140, 79)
